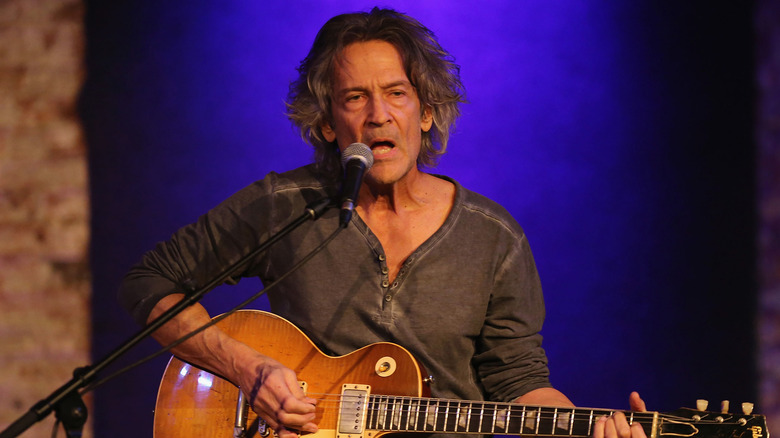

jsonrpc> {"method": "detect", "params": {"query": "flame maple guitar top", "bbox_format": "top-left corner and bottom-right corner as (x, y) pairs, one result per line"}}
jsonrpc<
(154, 310), (428, 438)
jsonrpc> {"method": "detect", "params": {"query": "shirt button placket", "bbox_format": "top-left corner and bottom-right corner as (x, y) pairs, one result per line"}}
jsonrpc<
(378, 254), (392, 306)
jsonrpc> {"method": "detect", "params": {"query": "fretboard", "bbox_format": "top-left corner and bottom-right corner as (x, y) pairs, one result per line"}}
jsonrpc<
(365, 395), (658, 436)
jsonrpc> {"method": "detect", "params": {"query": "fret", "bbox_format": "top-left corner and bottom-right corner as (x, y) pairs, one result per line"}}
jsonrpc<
(366, 397), (664, 438)
(408, 398), (419, 430)
(402, 397), (412, 430)
(366, 396), (375, 430)
(389, 396), (400, 429)
(442, 400), (454, 432)
(568, 408), (575, 435)
(431, 399), (442, 431)
(378, 396), (389, 429)
(446, 400), (458, 432)
(537, 407), (558, 435)
(456, 401), (465, 431)
(369, 396), (379, 430)
(479, 403), (497, 434)
(366, 398), (661, 438)
(534, 406), (541, 434)
(424, 399), (436, 431)
(519, 405), (528, 435)
(368, 395), (379, 430)
(588, 409), (595, 436)
(392, 397), (403, 430)
(386, 396), (396, 429)
(476, 403), (484, 433)
(491, 403), (499, 434)
(506, 405), (514, 434)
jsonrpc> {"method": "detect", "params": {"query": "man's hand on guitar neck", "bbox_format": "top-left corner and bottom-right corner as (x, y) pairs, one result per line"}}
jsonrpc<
(517, 388), (647, 438)
(593, 392), (648, 438)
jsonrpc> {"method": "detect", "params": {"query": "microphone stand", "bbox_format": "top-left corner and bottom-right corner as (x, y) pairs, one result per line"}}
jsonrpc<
(0, 197), (334, 438)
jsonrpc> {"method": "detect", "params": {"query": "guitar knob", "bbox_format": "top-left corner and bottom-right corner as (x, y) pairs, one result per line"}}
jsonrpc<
(742, 402), (754, 415)
(721, 400), (729, 413)
(696, 399), (708, 411)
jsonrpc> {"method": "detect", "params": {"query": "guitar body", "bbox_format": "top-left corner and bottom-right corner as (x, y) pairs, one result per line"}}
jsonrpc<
(154, 310), (769, 438)
(154, 310), (429, 438)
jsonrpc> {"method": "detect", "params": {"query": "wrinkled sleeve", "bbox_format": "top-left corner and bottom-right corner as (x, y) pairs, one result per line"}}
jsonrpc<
(118, 176), (283, 326)
(473, 232), (552, 402)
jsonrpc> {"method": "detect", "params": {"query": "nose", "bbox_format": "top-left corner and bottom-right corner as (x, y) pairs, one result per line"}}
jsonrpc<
(367, 96), (391, 126)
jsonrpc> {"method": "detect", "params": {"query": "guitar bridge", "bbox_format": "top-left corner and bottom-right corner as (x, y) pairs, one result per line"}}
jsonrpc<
(337, 384), (371, 438)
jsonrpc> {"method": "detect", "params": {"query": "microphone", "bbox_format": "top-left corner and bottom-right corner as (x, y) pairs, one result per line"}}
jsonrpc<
(339, 142), (374, 228)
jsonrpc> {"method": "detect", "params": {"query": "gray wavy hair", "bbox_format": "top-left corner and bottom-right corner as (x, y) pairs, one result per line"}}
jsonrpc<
(286, 7), (466, 175)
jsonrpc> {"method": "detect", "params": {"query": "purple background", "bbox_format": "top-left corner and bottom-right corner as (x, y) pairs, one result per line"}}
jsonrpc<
(80, 1), (756, 436)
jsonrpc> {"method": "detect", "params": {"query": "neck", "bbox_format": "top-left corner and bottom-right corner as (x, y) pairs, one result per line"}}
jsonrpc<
(358, 168), (429, 214)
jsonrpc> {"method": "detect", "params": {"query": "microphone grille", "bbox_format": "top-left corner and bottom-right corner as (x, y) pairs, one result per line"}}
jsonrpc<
(341, 143), (374, 169)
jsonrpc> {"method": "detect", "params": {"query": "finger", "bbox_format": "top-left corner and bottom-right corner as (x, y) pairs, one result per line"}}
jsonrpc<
(629, 392), (647, 412)
(604, 415), (618, 438)
(252, 385), (314, 429)
(611, 412), (632, 438)
(277, 398), (318, 432)
(593, 415), (607, 438)
(274, 425), (303, 438)
(284, 372), (318, 409)
(631, 422), (648, 438)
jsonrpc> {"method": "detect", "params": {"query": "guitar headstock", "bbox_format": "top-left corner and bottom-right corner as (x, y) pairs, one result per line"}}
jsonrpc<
(661, 404), (769, 438)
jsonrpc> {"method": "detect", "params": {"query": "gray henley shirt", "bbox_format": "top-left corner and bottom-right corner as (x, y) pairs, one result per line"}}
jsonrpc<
(119, 163), (552, 406)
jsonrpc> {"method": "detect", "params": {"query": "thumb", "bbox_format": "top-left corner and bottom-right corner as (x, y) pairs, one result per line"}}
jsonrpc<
(629, 391), (647, 412)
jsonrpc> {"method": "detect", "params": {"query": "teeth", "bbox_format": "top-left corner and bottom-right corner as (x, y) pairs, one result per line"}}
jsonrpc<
(373, 146), (393, 154)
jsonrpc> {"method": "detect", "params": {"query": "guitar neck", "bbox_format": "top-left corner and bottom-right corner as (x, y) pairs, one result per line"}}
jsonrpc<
(364, 395), (659, 437)
(154, 311), (768, 438)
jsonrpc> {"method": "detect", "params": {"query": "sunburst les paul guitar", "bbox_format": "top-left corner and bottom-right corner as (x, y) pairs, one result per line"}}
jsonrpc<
(153, 310), (768, 438)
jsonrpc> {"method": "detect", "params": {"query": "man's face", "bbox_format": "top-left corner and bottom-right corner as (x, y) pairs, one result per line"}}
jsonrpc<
(322, 40), (433, 187)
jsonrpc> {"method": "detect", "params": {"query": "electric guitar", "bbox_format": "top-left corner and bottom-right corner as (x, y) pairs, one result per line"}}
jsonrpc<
(153, 310), (768, 438)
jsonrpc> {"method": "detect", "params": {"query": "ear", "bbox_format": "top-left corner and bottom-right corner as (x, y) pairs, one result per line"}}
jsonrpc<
(321, 121), (337, 143)
(421, 105), (433, 132)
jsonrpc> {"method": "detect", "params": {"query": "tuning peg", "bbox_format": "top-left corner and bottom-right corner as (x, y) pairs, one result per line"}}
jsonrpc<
(721, 400), (729, 413)
(696, 399), (708, 411)
(742, 402), (754, 415)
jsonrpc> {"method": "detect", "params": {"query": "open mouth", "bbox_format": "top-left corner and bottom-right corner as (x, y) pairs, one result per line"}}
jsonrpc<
(369, 140), (395, 155)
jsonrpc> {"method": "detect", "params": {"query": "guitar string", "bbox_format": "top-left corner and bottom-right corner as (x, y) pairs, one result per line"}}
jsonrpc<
(246, 392), (739, 426)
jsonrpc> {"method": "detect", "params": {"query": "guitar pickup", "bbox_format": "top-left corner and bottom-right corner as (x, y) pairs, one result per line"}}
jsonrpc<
(337, 384), (371, 438)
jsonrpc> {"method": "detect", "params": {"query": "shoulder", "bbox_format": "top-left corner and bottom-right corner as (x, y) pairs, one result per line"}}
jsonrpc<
(205, 163), (340, 227)
(258, 163), (338, 193)
(226, 163), (338, 203)
(437, 175), (526, 240)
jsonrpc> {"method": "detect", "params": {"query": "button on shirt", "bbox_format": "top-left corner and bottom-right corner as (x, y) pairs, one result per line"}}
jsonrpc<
(119, 163), (552, 406)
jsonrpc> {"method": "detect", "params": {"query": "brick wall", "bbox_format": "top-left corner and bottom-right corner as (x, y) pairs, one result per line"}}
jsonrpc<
(0, 0), (91, 437)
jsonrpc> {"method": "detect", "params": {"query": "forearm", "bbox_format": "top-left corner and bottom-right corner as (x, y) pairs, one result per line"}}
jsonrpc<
(514, 387), (575, 407)
(146, 294), (263, 385)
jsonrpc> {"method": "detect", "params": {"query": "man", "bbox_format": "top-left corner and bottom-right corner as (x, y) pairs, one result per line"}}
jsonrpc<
(119, 7), (646, 438)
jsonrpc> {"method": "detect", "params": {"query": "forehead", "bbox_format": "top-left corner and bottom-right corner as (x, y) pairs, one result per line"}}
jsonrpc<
(331, 40), (409, 88)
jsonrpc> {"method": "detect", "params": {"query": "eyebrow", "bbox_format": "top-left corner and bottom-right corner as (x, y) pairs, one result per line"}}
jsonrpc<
(336, 80), (413, 97)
